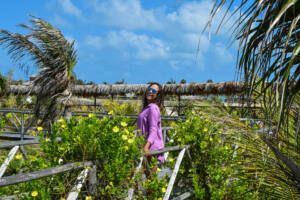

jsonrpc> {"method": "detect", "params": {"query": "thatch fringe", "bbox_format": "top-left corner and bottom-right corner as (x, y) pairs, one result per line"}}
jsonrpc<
(1, 82), (244, 97)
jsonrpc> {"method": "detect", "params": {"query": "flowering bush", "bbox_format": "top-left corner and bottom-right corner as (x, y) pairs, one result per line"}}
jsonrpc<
(169, 111), (258, 199)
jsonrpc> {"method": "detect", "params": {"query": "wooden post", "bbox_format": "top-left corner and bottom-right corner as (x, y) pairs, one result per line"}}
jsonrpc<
(67, 168), (89, 200)
(163, 148), (186, 200)
(94, 95), (97, 108)
(21, 113), (24, 141)
(126, 156), (144, 200)
(178, 95), (181, 116)
(0, 146), (19, 178)
(88, 165), (97, 196)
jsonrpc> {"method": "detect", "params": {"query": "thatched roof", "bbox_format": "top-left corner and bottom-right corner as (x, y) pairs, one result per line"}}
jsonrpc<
(1, 82), (244, 97)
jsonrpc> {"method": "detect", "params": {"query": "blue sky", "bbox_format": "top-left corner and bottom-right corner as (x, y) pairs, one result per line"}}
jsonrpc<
(0, 0), (239, 84)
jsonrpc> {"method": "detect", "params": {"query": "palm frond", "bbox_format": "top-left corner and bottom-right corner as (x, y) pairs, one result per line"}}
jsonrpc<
(0, 16), (78, 127)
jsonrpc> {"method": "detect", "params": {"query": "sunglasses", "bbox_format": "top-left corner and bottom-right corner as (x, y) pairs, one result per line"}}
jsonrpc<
(147, 87), (158, 94)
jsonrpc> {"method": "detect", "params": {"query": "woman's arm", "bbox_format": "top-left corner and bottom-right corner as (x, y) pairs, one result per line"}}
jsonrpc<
(143, 141), (151, 157)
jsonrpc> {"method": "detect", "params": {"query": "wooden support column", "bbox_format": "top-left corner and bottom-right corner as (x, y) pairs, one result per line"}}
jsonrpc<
(88, 165), (98, 196)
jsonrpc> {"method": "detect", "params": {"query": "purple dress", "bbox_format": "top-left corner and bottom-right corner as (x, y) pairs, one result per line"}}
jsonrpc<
(137, 103), (164, 163)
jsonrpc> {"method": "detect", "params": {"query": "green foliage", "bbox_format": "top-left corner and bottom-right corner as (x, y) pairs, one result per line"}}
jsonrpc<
(0, 116), (3, 135)
(169, 111), (257, 199)
(0, 72), (7, 92)
(40, 114), (144, 199)
(103, 100), (141, 115)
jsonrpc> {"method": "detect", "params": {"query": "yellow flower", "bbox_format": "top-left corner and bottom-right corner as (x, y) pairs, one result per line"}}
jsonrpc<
(162, 187), (166, 193)
(15, 154), (22, 160)
(58, 118), (64, 123)
(121, 121), (127, 127)
(125, 146), (129, 151)
(169, 157), (174, 162)
(158, 198), (162, 200)
(31, 191), (38, 197)
(139, 191), (143, 195)
(170, 121), (177, 127)
(209, 137), (213, 142)
(113, 126), (119, 133)
(157, 168), (161, 172)
(85, 196), (92, 200)
(88, 113), (94, 118)
(61, 124), (66, 129)
(110, 182), (114, 186)
(177, 138), (182, 142)
(204, 128), (208, 132)
(122, 135), (128, 140)
(45, 138), (50, 142)
(60, 198), (66, 200)
(124, 129), (129, 134)
(37, 126), (43, 132)
(30, 156), (37, 162)
(128, 139), (134, 144)
(108, 110), (114, 115)
(30, 131), (36, 136)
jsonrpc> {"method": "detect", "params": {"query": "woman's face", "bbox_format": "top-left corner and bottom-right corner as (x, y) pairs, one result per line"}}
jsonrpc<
(146, 84), (159, 103)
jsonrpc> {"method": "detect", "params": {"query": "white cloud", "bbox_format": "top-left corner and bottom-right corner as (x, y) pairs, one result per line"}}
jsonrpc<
(214, 43), (234, 62)
(58, 0), (82, 17)
(91, 0), (162, 30)
(84, 35), (103, 49)
(85, 30), (170, 60)
(167, 1), (211, 33)
(169, 61), (180, 70)
(52, 15), (72, 28)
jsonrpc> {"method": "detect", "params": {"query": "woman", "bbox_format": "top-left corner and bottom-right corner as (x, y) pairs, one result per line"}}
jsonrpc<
(137, 82), (164, 164)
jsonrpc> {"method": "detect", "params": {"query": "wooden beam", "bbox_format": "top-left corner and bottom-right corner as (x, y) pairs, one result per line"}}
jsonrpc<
(67, 168), (89, 200)
(0, 146), (19, 178)
(0, 139), (40, 149)
(173, 192), (193, 200)
(163, 148), (186, 200)
(0, 161), (92, 187)
(1, 192), (29, 200)
(148, 145), (189, 156)
(126, 156), (144, 200)
(88, 165), (97, 196)
(0, 133), (36, 140)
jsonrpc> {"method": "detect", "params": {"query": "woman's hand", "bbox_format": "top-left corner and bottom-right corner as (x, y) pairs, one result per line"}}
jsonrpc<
(143, 142), (151, 157)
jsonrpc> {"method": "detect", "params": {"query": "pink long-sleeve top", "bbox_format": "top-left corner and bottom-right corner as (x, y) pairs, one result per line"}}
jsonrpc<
(137, 103), (164, 163)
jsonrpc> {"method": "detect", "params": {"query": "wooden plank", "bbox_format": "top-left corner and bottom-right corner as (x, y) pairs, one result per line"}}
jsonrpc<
(1, 192), (29, 200)
(0, 133), (36, 140)
(88, 165), (97, 196)
(7, 116), (20, 132)
(126, 156), (144, 200)
(11, 113), (22, 126)
(67, 168), (89, 200)
(0, 161), (92, 187)
(0, 139), (40, 149)
(163, 148), (186, 200)
(148, 145), (189, 156)
(172, 192), (193, 200)
(0, 146), (19, 178)
(19, 146), (29, 160)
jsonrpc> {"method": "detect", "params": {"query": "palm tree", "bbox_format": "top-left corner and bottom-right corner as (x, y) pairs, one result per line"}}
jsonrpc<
(0, 16), (78, 128)
(204, 0), (300, 198)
